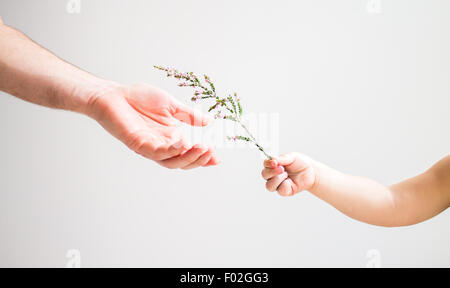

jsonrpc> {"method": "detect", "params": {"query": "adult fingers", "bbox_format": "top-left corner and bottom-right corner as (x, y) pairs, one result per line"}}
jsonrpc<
(182, 149), (213, 170)
(157, 144), (208, 169)
(137, 136), (191, 161)
(125, 129), (187, 161)
(203, 154), (220, 166)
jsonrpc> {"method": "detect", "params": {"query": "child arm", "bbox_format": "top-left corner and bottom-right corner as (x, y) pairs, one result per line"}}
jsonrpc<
(262, 154), (450, 227)
(311, 155), (450, 226)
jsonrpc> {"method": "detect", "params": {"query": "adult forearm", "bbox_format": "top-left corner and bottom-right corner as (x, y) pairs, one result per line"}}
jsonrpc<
(0, 19), (220, 169)
(0, 21), (111, 114)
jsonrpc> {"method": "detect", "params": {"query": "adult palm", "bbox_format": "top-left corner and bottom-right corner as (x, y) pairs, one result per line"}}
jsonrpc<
(88, 83), (219, 169)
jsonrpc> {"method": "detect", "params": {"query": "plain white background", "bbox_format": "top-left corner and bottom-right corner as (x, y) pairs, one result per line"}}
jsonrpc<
(0, 0), (449, 267)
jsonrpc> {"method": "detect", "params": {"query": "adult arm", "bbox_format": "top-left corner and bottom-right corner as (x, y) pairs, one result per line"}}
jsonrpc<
(0, 20), (219, 169)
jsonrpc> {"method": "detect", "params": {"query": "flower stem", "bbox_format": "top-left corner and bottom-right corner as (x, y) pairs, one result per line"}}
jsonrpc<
(239, 122), (272, 159)
(154, 65), (273, 160)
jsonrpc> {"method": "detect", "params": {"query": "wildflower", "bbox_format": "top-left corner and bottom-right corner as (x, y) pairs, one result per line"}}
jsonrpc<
(214, 111), (224, 119)
(154, 65), (272, 159)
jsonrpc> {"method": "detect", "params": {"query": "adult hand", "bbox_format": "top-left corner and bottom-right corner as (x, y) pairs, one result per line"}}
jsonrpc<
(86, 83), (219, 169)
(0, 21), (218, 169)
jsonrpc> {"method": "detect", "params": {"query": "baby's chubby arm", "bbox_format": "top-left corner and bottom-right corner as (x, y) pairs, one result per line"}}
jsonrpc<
(261, 154), (450, 227)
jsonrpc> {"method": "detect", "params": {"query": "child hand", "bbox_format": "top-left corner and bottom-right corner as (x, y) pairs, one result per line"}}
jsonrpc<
(261, 153), (316, 196)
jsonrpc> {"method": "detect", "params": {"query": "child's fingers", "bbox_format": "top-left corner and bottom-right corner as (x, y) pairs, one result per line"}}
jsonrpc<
(273, 153), (297, 166)
(265, 172), (288, 192)
(263, 159), (278, 168)
(264, 153), (297, 169)
(261, 166), (284, 180)
(277, 178), (294, 197)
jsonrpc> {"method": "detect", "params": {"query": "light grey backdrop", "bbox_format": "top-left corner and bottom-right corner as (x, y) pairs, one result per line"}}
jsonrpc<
(0, 0), (449, 267)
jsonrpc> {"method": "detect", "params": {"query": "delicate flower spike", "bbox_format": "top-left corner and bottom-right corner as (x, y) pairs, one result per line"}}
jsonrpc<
(214, 111), (224, 119)
(154, 66), (272, 159)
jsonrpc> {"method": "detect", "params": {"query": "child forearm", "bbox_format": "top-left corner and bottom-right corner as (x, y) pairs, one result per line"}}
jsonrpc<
(310, 161), (399, 226)
(309, 156), (450, 227)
